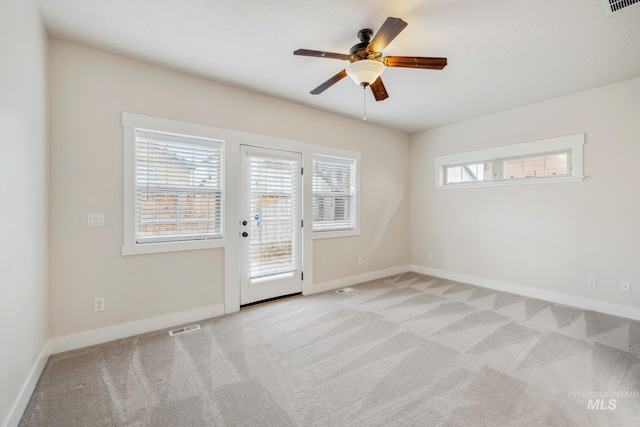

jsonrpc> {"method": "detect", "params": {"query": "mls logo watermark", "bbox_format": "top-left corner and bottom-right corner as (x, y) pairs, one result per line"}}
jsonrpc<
(568, 390), (639, 411)
(586, 398), (617, 411)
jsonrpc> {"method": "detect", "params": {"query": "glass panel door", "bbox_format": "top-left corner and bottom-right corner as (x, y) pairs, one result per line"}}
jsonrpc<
(240, 146), (302, 305)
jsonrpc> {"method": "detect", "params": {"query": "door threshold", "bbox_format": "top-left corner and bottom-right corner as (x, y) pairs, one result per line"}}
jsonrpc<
(240, 292), (303, 311)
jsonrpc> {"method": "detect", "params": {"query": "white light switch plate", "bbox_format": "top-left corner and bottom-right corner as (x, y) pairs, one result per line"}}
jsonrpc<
(88, 213), (104, 227)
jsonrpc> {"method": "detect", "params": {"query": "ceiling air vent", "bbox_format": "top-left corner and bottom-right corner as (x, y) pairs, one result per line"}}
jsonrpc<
(602, 0), (640, 14)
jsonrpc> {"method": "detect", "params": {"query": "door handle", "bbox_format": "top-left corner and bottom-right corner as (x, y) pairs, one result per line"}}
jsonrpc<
(242, 231), (249, 238)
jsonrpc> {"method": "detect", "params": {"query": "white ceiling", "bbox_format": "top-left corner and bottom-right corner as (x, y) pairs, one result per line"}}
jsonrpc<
(36, 0), (640, 134)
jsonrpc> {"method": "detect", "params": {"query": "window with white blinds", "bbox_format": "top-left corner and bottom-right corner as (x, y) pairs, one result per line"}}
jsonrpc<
(312, 155), (356, 231)
(244, 152), (300, 282)
(135, 130), (223, 244)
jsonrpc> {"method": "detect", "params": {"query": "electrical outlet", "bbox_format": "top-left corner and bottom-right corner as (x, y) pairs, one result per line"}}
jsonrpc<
(358, 257), (363, 266)
(620, 281), (631, 293)
(427, 252), (433, 260)
(587, 276), (597, 286)
(94, 297), (105, 312)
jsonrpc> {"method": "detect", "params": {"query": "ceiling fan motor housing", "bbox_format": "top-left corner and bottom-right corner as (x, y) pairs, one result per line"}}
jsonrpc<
(349, 42), (369, 56)
(350, 28), (380, 61)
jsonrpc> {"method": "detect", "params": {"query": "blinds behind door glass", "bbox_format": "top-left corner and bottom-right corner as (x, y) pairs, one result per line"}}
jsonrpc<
(312, 156), (355, 231)
(246, 155), (299, 281)
(135, 130), (223, 243)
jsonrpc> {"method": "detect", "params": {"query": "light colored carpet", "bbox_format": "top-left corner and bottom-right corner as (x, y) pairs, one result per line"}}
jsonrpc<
(20, 273), (640, 426)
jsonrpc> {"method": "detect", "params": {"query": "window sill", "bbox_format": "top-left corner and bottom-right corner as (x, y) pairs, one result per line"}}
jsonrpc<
(434, 175), (585, 190)
(312, 228), (360, 240)
(122, 238), (225, 256)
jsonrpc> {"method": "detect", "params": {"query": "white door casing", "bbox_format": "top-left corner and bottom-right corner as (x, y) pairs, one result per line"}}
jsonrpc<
(240, 145), (303, 305)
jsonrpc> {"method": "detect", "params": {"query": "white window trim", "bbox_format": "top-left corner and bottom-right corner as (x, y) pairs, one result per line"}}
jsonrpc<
(433, 133), (585, 190)
(123, 113), (227, 255)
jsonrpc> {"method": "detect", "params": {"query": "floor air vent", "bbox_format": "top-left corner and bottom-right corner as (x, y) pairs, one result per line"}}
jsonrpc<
(602, 0), (639, 14)
(335, 287), (355, 294)
(168, 324), (201, 336)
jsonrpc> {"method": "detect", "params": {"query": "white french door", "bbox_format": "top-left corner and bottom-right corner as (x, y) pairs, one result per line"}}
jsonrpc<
(240, 145), (303, 305)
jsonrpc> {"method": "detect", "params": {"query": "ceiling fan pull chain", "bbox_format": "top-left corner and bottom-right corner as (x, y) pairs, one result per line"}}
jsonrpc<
(363, 85), (367, 121)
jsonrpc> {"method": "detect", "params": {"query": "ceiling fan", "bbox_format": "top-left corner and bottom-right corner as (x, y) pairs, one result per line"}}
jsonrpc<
(294, 17), (447, 101)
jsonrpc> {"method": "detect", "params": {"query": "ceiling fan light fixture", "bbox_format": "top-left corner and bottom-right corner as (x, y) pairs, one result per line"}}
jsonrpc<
(346, 59), (385, 86)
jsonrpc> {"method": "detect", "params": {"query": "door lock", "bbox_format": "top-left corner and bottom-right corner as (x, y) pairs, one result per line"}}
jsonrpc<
(241, 220), (248, 226)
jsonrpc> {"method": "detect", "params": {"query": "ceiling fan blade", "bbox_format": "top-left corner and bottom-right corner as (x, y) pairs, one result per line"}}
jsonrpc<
(310, 70), (348, 95)
(383, 56), (448, 70)
(367, 17), (408, 53)
(370, 77), (389, 101)
(294, 49), (350, 61)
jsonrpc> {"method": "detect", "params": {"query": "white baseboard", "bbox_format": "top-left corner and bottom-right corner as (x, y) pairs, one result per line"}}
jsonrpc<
(49, 303), (225, 355)
(4, 341), (51, 427)
(411, 265), (640, 321)
(313, 265), (411, 294)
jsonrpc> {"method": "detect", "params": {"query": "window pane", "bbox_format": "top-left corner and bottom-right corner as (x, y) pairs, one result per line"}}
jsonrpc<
(446, 162), (491, 184)
(246, 155), (298, 280)
(312, 156), (356, 231)
(524, 156), (544, 177)
(503, 158), (524, 179)
(446, 166), (462, 183)
(545, 153), (568, 176)
(135, 131), (223, 243)
(504, 152), (570, 179)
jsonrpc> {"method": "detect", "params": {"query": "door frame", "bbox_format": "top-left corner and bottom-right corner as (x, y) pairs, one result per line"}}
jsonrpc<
(224, 138), (314, 314)
(239, 145), (303, 305)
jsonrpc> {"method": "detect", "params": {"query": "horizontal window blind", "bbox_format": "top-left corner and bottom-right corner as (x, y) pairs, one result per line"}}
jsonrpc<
(135, 130), (223, 244)
(246, 155), (299, 281)
(312, 155), (356, 231)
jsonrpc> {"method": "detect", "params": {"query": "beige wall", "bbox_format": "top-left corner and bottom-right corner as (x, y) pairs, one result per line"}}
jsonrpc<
(410, 77), (640, 310)
(0, 0), (49, 424)
(49, 40), (410, 338)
